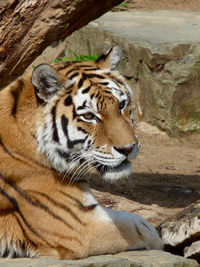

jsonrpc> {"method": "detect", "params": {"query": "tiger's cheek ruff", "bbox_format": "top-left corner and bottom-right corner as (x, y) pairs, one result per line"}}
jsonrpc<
(36, 100), (90, 173)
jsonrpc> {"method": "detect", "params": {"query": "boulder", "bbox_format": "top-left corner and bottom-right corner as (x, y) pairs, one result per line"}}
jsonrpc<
(158, 200), (200, 262)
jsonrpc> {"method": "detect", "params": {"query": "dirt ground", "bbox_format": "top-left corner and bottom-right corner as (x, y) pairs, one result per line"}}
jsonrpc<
(115, 0), (200, 11)
(90, 123), (200, 227)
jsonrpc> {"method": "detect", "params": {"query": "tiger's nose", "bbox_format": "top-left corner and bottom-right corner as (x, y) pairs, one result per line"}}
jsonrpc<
(114, 142), (140, 158)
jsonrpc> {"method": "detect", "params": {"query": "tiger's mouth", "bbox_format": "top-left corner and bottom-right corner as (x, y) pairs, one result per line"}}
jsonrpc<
(56, 149), (132, 181)
(93, 159), (132, 181)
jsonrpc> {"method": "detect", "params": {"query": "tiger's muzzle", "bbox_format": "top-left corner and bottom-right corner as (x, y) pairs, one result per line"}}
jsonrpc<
(114, 141), (140, 160)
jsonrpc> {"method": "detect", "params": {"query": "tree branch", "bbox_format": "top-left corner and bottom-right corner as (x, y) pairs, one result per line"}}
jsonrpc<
(0, 0), (122, 89)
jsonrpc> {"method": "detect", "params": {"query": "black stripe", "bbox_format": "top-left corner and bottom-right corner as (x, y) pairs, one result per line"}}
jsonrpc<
(58, 190), (97, 211)
(77, 100), (87, 110)
(57, 149), (71, 160)
(98, 96), (105, 111)
(64, 67), (77, 77)
(82, 86), (91, 94)
(100, 96), (105, 105)
(115, 77), (124, 85)
(16, 210), (51, 245)
(76, 106), (85, 110)
(0, 186), (18, 209)
(61, 115), (70, 146)
(0, 135), (12, 156)
(11, 89), (19, 116)
(0, 135), (49, 169)
(56, 62), (71, 71)
(66, 89), (73, 95)
(14, 214), (37, 249)
(103, 90), (112, 94)
(99, 82), (109, 86)
(72, 106), (77, 120)
(109, 74), (124, 85)
(61, 115), (86, 149)
(86, 73), (105, 79)
(0, 135), (27, 165)
(74, 64), (93, 68)
(64, 96), (73, 106)
(69, 72), (79, 80)
(65, 83), (74, 93)
(83, 68), (99, 71)
(35, 226), (82, 248)
(27, 191), (84, 225)
(0, 173), (74, 230)
(51, 103), (59, 143)
(83, 204), (98, 211)
(96, 92), (100, 99)
(77, 127), (87, 134)
(0, 186), (48, 245)
(15, 150), (50, 170)
(10, 79), (24, 117)
(87, 140), (92, 146)
(78, 73), (87, 88)
(78, 78), (84, 88)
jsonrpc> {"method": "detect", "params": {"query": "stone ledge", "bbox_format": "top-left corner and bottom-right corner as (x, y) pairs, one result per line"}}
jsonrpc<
(89, 11), (200, 49)
(0, 250), (198, 267)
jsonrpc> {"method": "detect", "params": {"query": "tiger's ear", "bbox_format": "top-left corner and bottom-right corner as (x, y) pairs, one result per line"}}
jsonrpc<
(96, 46), (122, 71)
(32, 64), (63, 102)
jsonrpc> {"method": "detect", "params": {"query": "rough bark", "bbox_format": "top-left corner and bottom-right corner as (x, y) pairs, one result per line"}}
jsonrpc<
(0, 0), (122, 89)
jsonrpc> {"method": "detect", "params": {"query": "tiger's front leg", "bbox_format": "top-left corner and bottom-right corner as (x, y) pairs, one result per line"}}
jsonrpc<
(84, 204), (164, 257)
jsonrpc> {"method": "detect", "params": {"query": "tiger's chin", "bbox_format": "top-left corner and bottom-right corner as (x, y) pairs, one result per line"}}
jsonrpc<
(95, 159), (132, 181)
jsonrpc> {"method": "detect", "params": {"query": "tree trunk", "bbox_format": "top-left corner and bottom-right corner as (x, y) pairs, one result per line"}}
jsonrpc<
(0, 0), (122, 89)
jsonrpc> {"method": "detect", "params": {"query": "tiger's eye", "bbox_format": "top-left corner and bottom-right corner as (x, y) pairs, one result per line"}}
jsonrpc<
(119, 100), (126, 110)
(83, 113), (95, 120)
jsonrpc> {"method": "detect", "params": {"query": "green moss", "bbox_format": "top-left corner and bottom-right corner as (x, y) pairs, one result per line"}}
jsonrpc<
(62, 50), (98, 62)
(178, 119), (200, 133)
(48, 50), (98, 65)
(119, 1), (127, 7)
(175, 96), (200, 133)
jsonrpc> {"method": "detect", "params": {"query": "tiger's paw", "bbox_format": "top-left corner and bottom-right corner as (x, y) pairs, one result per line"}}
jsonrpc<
(128, 213), (164, 251)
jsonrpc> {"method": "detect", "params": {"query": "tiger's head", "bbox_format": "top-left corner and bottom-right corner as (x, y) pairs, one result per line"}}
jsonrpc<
(32, 46), (140, 181)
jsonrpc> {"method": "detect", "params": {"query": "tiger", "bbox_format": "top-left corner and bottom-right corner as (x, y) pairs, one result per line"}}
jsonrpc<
(0, 46), (163, 259)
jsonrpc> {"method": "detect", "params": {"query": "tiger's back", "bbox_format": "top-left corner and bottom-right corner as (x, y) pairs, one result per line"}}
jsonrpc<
(0, 46), (163, 259)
